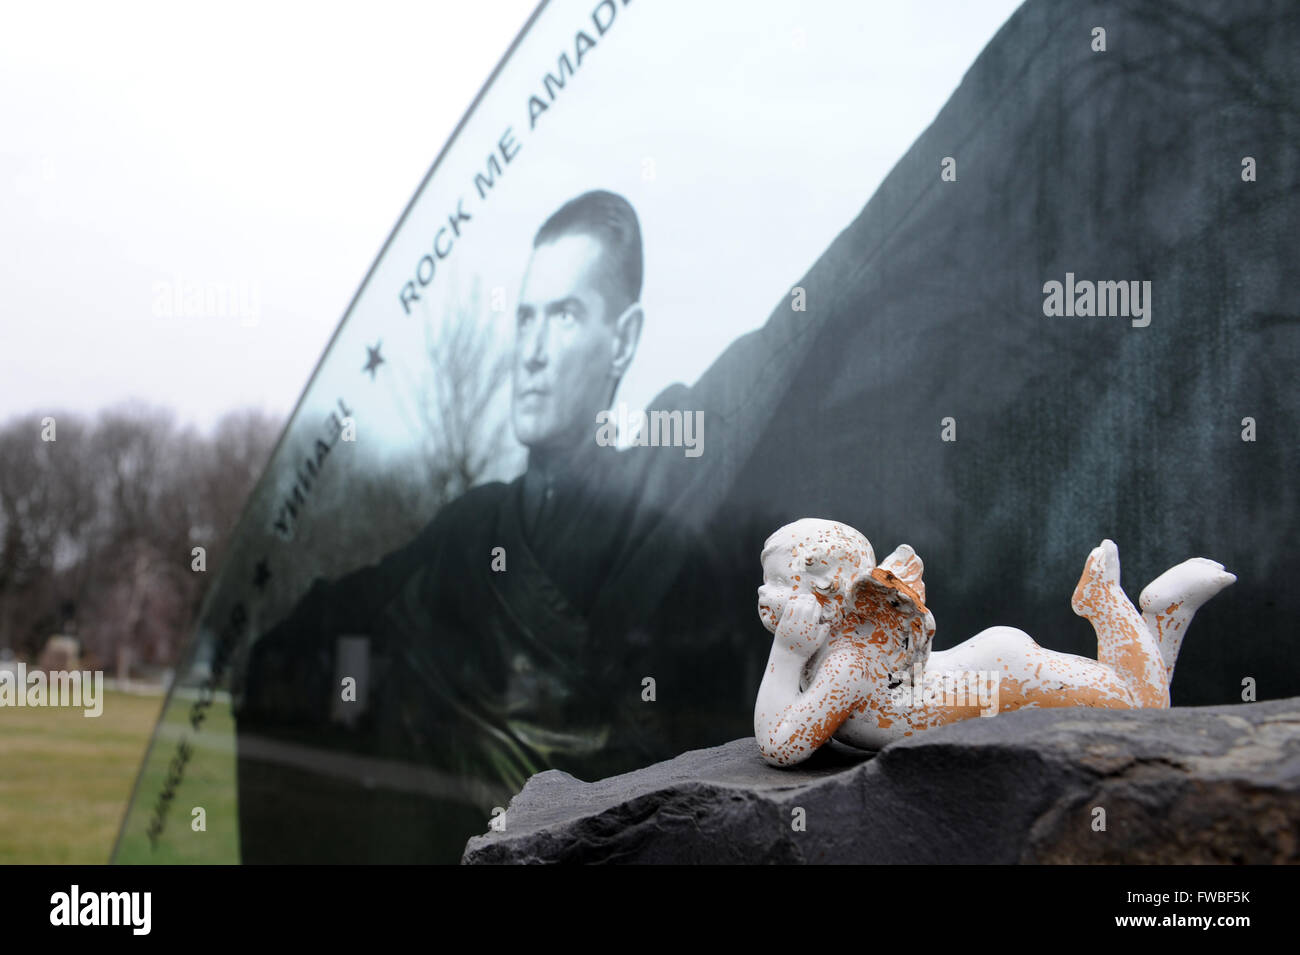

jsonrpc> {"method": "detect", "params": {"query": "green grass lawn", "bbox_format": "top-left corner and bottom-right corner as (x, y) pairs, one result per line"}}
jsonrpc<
(0, 689), (166, 864)
(112, 691), (241, 864)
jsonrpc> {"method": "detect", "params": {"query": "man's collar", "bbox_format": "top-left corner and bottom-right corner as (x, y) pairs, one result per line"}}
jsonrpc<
(524, 433), (603, 486)
(519, 438), (600, 538)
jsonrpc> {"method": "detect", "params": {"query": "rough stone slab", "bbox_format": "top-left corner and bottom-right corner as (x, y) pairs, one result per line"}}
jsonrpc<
(462, 699), (1300, 864)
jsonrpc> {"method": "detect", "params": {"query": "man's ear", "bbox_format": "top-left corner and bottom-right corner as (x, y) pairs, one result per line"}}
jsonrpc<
(610, 302), (642, 379)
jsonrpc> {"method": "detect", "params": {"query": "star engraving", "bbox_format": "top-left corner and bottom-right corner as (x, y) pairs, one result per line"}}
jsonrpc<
(363, 342), (385, 380)
(253, 559), (271, 592)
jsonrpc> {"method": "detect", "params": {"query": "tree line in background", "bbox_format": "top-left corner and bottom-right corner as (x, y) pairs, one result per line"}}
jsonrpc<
(0, 293), (516, 679)
(0, 405), (282, 676)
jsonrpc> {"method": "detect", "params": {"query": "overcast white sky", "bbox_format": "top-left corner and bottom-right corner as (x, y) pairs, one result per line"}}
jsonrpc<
(0, 0), (1023, 432)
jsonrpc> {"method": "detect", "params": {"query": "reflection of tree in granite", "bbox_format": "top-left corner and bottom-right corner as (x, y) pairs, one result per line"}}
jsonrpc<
(417, 283), (512, 497)
(278, 292), (511, 599)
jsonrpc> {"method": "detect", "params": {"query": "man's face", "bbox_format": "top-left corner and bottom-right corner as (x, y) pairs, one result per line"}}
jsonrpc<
(512, 232), (620, 452)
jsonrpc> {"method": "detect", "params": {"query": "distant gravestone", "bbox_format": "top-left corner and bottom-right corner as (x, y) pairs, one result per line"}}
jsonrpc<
(37, 635), (80, 672)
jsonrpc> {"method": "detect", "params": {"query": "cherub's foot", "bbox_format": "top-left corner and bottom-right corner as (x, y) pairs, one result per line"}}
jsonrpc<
(1139, 557), (1237, 677)
(1071, 539), (1122, 618)
(1140, 558), (1237, 619)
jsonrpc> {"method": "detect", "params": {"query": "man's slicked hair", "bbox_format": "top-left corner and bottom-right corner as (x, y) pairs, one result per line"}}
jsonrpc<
(533, 190), (642, 318)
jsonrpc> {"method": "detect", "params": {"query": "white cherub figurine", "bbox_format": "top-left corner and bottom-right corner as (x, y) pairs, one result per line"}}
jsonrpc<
(754, 518), (1236, 767)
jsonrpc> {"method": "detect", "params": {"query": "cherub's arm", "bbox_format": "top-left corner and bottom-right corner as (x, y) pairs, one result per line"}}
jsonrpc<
(754, 595), (868, 766)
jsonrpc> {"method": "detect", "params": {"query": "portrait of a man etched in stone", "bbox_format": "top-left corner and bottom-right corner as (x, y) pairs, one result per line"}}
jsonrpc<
(509, 191), (644, 537)
(235, 189), (762, 862)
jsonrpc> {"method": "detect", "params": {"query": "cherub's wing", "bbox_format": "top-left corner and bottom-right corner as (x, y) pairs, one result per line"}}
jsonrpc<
(878, 544), (925, 603)
(848, 546), (932, 672)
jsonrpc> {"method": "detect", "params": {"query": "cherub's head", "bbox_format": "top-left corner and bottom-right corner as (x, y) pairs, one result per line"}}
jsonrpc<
(757, 518), (875, 633)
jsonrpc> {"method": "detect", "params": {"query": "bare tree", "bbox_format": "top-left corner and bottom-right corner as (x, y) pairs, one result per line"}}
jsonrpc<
(273, 291), (514, 592)
(417, 283), (511, 499)
(0, 404), (281, 670)
(0, 412), (96, 655)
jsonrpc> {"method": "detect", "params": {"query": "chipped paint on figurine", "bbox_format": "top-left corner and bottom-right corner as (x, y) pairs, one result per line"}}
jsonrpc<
(753, 518), (1236, 767)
